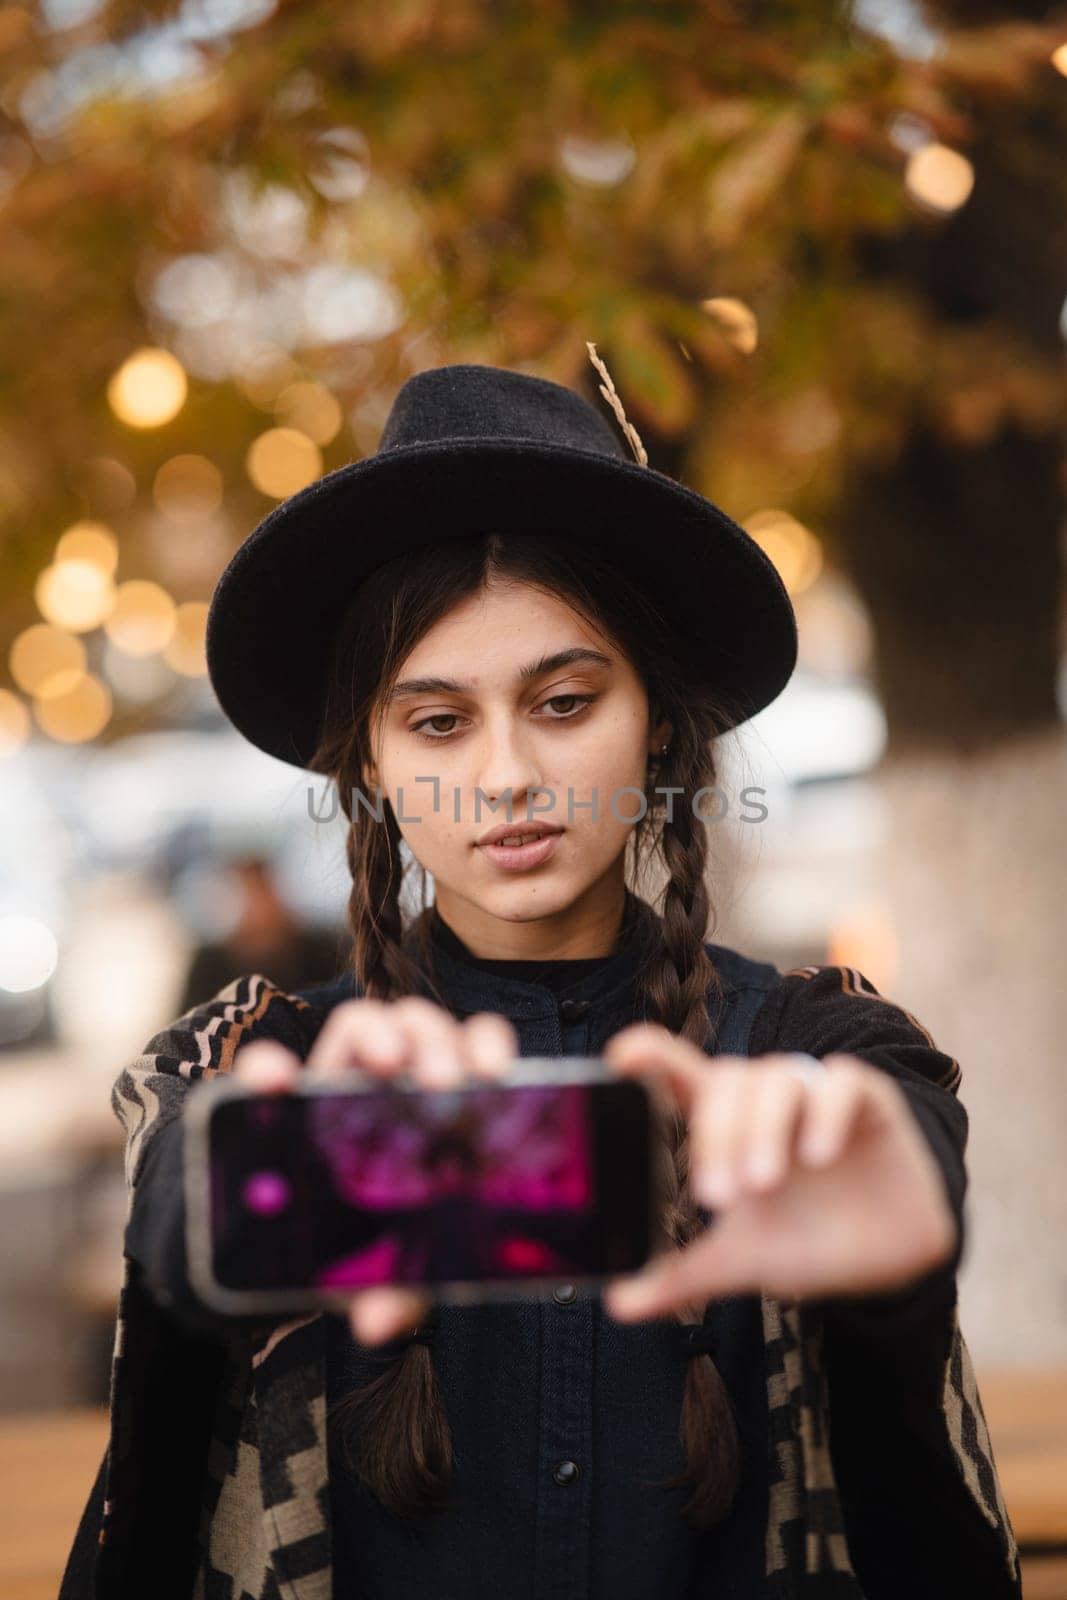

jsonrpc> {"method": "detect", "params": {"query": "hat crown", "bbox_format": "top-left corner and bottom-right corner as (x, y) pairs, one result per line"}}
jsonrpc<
(377, 363), (628, 461)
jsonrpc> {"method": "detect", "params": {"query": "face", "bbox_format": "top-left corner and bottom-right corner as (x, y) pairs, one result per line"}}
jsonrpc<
(364, 576), (671, 957)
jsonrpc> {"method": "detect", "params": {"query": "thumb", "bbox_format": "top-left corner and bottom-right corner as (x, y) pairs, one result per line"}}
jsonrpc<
(604, 1210), (764, 1322)
(232, 1039), (301, 1090)
(348, 1287), (432, 1347)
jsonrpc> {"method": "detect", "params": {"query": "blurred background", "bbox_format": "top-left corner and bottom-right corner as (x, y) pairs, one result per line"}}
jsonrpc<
(0, 0), (1064, 1593)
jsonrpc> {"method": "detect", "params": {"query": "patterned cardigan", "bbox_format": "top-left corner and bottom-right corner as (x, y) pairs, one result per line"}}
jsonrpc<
(60, 956), (1022, 1599)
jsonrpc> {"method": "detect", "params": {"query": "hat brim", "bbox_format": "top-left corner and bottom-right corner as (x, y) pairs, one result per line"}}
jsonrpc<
(206, 438), (798, 768)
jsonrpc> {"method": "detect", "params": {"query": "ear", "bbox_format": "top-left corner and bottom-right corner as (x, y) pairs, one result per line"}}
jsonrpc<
(361, 738), (381, 792)
(649, 714), (673, 760)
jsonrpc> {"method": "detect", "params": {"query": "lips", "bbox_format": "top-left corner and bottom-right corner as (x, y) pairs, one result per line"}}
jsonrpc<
(476, 828), (564, 873)
(475, 821), (564, 848)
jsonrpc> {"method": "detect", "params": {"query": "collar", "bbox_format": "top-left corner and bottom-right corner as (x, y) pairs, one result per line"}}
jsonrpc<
(401, 888), (659, 1023)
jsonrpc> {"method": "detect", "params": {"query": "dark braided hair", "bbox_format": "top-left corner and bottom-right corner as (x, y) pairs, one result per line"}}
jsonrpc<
(309, 531), (746, 1528)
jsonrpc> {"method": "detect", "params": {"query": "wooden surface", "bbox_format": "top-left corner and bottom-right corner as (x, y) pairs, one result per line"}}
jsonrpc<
(979, 1368), (1067, 1546)
(0, 1407), (106, 1600)
(2, 1371), (1066, 1598)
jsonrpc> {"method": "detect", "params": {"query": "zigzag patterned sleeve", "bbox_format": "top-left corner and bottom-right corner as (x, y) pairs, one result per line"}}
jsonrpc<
(747, 962), (968, 1336)
(117, 972), (316, 1340)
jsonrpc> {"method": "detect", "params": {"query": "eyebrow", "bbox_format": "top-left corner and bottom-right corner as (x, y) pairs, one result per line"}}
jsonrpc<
(385, 647), (614, 704)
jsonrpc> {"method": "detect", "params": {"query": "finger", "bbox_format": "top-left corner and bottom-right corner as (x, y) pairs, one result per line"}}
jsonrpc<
(304, 998), (410, 1079)
(386, 996), (468, 1088)
(306, 996), (464, 1084)
(460, 1011), (519, 1079)
(604, 1023), (728, 1115)
(686, 1064), (754, 1208)
(604, 1217), (757, 1321)
(733, 1063), (810, 1195)
(795, 1061), (867, 1168)
(347, 1287), (432, 1347)
(231, 1039), (301, 1091)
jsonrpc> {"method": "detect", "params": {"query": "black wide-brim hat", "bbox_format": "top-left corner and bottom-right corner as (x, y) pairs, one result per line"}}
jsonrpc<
(206, 362), (798, 769)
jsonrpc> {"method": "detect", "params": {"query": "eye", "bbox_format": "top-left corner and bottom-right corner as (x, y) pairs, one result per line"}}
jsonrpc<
(408, 693), (596, 743)
(539, 694), (595, 720)
(409, 712), (466, 741)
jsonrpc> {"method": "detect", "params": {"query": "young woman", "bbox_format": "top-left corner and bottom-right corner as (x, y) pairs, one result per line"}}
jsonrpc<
(61, 362), (1021, 1600)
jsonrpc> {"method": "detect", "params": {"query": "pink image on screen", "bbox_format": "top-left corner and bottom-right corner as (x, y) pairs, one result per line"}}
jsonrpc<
(308, 1083), (593, 1213)
(242, 1170), (292, 1216)
(314, 1231), (405, 1287)
(496, 1236), (563, 1273)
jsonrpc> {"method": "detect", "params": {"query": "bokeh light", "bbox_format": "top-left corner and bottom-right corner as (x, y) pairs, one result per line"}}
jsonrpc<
(701, 296), (759, 354)
(33, 671), (112, 742)
(10, 623), (87, 698)
(826, 902), (898, 993)
(54, 521), (119, 574)
(103, 580), (177, 657)
(246, 426), (322, 498)
(273, 381), (343, 446)
(904, 143), (975, 214)
(35, 559), (115, 631)
(153, 454), (225, 522)
(107, 346), (188, 428)
(744, 508), (824, 595)
(0, 914), (59, 993)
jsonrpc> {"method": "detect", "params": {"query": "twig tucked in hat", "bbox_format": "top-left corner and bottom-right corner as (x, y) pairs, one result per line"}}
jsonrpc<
(585, 340), (648, 468)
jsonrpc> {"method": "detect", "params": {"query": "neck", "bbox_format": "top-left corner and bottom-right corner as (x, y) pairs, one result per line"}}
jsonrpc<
(431, 877), (630, 961)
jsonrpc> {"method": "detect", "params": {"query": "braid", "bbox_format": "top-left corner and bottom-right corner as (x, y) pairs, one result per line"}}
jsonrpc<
(346, 797), (412, 1001)
(631, 740), (741, 1528)
(630, 736), (739, 1523)
(327, 1337), (453, 1513)
(644, 739), (714, 1040)
(326, 768), (454, 1514)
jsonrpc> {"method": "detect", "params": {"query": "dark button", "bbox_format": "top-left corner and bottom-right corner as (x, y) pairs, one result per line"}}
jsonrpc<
(552, 1459), (581, 1486)
(679, 1321), (718, 1358)
(559, 998), (591, 1025)
(552, 1283), (577, 1304)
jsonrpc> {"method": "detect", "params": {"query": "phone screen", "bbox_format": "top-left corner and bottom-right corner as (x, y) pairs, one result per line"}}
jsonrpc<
(203, 1073), (655, 1295)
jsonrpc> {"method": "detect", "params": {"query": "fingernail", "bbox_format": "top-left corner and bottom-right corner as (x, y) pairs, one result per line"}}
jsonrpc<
(361, 1026), (404, 1060)
(605, 1282), (644, 1320)
(352, 1306), (391, 1346)
(469, 1034), (509, 1076)
(694, 1164), (735, 1206)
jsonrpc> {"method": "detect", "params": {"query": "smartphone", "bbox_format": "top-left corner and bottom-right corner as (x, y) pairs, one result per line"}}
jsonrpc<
(183, 1058), (666, 1315)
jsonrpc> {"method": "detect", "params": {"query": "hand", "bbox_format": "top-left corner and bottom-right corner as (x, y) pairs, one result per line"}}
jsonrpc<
(600, 1023), (959, 1323)
(233, 997), (518, 1346)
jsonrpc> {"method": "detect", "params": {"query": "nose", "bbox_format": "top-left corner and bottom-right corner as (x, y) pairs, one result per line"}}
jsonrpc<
(474, 715), (548, 823)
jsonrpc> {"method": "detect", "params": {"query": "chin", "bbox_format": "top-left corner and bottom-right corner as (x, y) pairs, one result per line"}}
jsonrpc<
(479, 877), (595, 924)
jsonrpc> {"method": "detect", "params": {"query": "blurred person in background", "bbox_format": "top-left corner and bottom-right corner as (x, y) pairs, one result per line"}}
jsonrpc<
(178, 854), (346, 1011)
